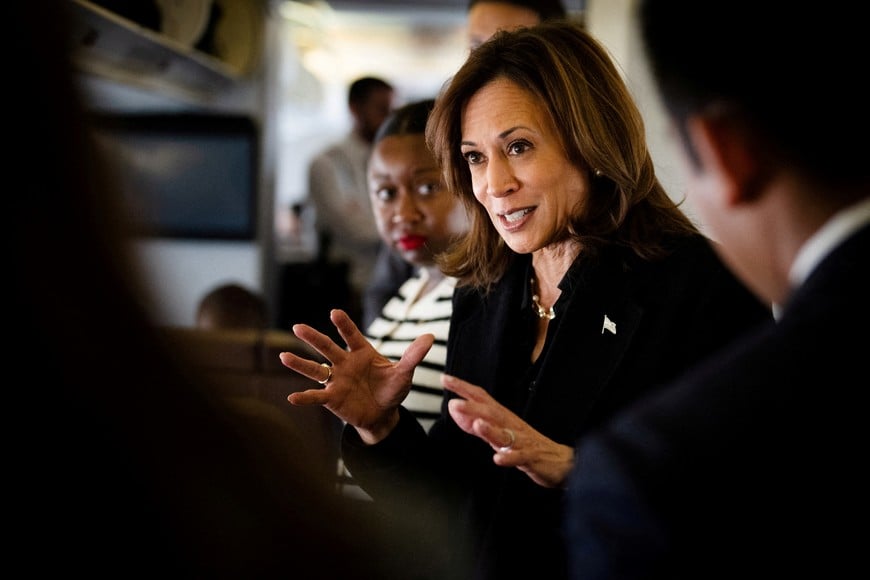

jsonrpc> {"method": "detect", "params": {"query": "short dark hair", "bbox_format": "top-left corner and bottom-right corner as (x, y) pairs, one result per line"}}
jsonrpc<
(373, 99), (436, 144)
(466, 0), (567, 21)
(196, 283), (268, 329)
(348, 76), (394, 106)
(639, 0), (868, 184)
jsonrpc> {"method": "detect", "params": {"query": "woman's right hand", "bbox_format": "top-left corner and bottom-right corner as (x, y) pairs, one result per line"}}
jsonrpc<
(279, 308), (434, 444)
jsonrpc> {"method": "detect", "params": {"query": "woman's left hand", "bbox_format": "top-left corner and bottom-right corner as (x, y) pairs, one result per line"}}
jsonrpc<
(441, 374), (575, 489)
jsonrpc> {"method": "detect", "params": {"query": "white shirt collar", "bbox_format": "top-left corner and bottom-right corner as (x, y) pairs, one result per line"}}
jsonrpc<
(789, 197), (870, 288)
(771, 197), (870, 320)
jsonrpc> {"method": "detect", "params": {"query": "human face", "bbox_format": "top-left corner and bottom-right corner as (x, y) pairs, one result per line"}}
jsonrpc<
(460, 77), (588, 256)
(670, 116), (774, 304)
(369, 133), (468, 267)
(467, 2), (540, 51)
(355, 87), (395, 143)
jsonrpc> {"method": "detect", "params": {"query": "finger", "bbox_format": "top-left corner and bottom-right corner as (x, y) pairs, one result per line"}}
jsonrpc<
(330, 309), (371, 351)
(441, 374), (493, 403)
(291, 322), (345, 361)
(448, 397), (500, 428)
(278, 350), (307, 371)
(448, 400), (502, 443)
(288, 388), (331, 406)
(278, 352), (332, 384)
(397, 333), (435, 371)
(444, 378), (509, 430)
(471, 417), (513, 450)
(492, 447), (522, 468)
(498, 427), (516, 450)
(447, 398), (478, 435)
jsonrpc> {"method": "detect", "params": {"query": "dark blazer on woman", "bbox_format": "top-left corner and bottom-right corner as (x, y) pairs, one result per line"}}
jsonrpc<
(343, 233), (772, 580)
(564, 223), (870, 580)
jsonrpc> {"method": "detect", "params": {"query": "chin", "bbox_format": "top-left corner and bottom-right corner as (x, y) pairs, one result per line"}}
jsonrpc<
(399, 250), (427, 266)
(503, 238), (536, 255)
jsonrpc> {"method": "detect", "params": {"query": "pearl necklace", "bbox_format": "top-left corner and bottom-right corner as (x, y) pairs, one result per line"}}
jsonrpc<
(530, 277), (555, 320)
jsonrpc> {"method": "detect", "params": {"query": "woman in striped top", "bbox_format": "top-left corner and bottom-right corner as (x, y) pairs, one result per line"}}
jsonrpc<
(365, 267), (454, 433)
(334, 99), (470, 499)
(363, 99), (469, 432)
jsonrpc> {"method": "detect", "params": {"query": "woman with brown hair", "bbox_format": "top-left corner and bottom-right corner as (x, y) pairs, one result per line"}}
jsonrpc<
(280, 20), (771, 580)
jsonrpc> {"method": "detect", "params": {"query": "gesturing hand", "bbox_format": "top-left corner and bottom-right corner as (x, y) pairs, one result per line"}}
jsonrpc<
(442, 374), (575, 489)
(279, 309), (435, 444)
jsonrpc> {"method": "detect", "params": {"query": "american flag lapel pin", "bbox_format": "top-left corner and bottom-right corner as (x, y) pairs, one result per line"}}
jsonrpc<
(601, 314), (616, 335)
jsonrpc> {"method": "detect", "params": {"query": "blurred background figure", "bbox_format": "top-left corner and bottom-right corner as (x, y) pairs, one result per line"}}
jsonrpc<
(196, 282), (268, 330)
(12, 3), (407, 577)
(467, 0), (568, 50)
(564, 1), (870, 578)
(307, 75), (396, 326)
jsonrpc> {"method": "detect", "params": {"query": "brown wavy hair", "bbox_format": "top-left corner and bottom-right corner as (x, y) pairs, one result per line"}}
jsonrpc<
(426, 20), (698, 292)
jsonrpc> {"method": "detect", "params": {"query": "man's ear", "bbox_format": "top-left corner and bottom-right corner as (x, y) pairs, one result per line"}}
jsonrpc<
(684, 114), (768, 206)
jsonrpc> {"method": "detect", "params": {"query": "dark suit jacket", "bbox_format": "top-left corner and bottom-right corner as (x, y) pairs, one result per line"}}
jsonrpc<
(343, 234), (771, 580)
(564, 224), (870, 579)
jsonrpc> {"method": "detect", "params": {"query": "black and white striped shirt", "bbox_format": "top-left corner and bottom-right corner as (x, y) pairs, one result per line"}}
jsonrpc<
(365, 270), (455, 433)
(338, 270), (455, 500)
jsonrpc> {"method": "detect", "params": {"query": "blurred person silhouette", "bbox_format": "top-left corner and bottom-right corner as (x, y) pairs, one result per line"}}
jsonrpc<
(307, 75), (396, 326)
(563, 1), (870, 578)
(279, 21), (771, 580)
(12, 3), (407, 577)
(361, 0), (569, 329)
(467, 0), (568, 51)
(196, 282), (268, 330)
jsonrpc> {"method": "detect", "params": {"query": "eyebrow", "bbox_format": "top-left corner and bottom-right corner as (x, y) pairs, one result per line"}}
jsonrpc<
(369, 166), (440, 180)
(461, 126), (529, 147)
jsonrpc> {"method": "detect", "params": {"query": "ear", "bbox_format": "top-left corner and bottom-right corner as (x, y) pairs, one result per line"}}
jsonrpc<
(684, 114), (767, 206)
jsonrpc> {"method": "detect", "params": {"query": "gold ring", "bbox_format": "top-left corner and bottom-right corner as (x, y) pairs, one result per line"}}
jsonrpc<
(317, 362), (333, 385)
(498, 428), (516, 452)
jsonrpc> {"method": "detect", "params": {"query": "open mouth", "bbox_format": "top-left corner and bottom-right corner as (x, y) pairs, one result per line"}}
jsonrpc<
(498, 207), (534, 230)
(503, 208), (533, 223)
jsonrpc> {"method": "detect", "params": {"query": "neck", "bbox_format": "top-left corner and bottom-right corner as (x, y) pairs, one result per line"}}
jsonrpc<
(532, 240), (581, 287)
(530, 243), (578, 320)
(419, 265), (446, 295)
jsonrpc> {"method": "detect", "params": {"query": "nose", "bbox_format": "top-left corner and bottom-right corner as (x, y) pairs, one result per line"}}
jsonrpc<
(484, 156), (519, 198)
(391, 191), (423, 225)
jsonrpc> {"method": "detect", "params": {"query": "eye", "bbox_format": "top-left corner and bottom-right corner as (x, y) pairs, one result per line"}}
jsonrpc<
(463, 150), (483, 166)
(373, 186), (396, 203)
(507, 139), (531, 156)
(416, 181), (442, 196)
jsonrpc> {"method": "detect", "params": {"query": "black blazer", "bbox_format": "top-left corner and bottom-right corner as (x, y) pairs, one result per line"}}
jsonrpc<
(343, 234), (771, 580)
(564, 224), (870, 579)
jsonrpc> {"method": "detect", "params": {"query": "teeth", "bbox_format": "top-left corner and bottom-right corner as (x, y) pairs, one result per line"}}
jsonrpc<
(504, 208), (532, 223)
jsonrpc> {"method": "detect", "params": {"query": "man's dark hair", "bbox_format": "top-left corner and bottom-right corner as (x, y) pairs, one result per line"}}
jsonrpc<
(467, 0), (567, 21)
(348, 76), (394, 106)
(638, 0), (868, 183)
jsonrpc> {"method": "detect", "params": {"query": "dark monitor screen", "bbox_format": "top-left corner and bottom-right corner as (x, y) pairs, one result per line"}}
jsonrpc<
(89, 114), (258, 240)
